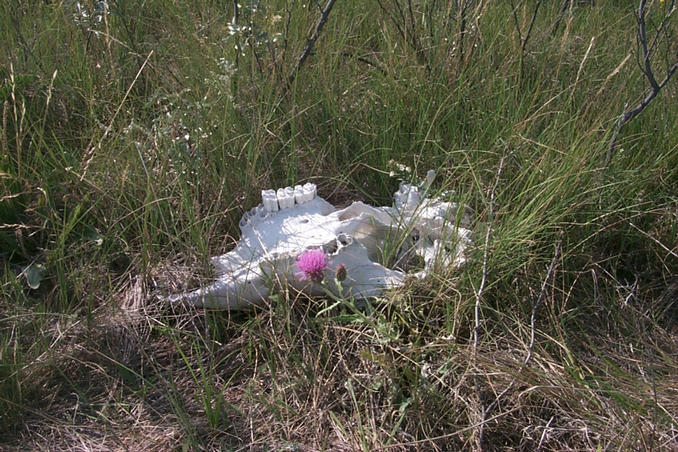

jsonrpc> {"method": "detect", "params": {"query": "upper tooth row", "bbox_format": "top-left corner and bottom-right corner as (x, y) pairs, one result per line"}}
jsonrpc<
(261, 183), (316, 212)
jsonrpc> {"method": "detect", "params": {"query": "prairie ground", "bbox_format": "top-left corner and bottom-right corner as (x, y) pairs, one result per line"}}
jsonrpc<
(1, 1), (677, 450)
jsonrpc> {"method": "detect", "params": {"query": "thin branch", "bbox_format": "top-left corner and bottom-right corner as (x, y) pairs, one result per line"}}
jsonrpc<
(551, 0), (572, 34)
(281, 0), (293, 69)
(473, 153), (506, 362)
(473, 151), (506, 450)
(510, 0), (524, 45)
(392, 0), (408, 34)
(608, 60), (678, 163)
(455, 0), (483, 72)
(375, 0), (427, 67)
(647, 0), (676, 61)
(340, 51), (388, 76)
(285, 0), (339, 91)
(406, 0), (421, 58)
(457, 1), (468, 71)
(607, 0), (678, 165)
(375, 0), (408, 44)
(521, 0), (543, 56)
(478, 235), (563, 448)
(373, 406), (523, 450)
(511, 0), (543, 77)
(638, 0), (659, 90)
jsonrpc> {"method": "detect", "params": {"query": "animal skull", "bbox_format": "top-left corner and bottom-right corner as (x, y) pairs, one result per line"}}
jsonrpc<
(167, 171), (472, 309)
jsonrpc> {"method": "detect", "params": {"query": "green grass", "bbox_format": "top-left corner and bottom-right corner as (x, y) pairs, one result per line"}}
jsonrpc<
(2, 0), (677, 449)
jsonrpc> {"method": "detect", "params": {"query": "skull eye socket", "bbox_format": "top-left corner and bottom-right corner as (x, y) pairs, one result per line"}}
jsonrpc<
(323, 233), (353, 256)
(323, 240), (338, 254)
(337, 233), (353, 246)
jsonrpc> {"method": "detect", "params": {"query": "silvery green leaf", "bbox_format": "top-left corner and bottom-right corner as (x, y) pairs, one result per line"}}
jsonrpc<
(84, 228), (104, 246)
(24, 263), (47, 290)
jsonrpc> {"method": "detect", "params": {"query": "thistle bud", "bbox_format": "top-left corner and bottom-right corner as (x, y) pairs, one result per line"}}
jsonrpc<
(335, 264), (347, 282)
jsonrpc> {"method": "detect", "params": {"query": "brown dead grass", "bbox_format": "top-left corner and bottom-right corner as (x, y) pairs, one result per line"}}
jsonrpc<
(3, 262), (677, 451)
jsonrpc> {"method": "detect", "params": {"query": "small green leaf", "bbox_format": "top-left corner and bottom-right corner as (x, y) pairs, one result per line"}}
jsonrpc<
(83, 227), (104, 246)
(24, 263), (47, 289)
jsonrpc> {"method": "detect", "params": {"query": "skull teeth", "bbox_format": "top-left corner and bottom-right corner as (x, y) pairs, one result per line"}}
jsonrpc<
(242, 184), (319, 229)
(260, 183), (316, 213)
(261, 189), (279, 212)
(295, 183), (316, 204)
(277, 187), (295, 209)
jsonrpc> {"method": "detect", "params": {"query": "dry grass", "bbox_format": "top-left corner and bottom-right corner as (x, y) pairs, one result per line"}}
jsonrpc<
(3, 262), (677, 450)
(2, 1), (678, 450)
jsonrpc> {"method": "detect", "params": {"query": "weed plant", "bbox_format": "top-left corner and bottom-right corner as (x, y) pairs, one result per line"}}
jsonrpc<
(1, 0), (677, 449)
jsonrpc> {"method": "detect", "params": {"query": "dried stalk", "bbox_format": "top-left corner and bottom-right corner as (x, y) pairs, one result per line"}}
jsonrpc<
(472, 151), (506, 450)
(81, 51), (153, 180)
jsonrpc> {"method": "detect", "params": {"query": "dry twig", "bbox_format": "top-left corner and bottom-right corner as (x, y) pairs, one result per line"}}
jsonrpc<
(607, 0), (678, 165)
(472, 151), (506, 450)
(477, 235), (562, 450)
(285, 0), (339, 92)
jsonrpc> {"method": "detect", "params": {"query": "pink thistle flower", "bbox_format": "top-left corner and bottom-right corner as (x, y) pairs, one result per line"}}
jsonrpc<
(295, 249), (328, 282)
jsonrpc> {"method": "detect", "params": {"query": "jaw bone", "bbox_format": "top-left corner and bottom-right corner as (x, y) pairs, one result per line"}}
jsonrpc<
(167, 173), (472, 309)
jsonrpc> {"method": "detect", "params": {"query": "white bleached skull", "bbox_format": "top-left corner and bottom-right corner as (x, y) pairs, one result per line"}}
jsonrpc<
(167, 171), (472, 309)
